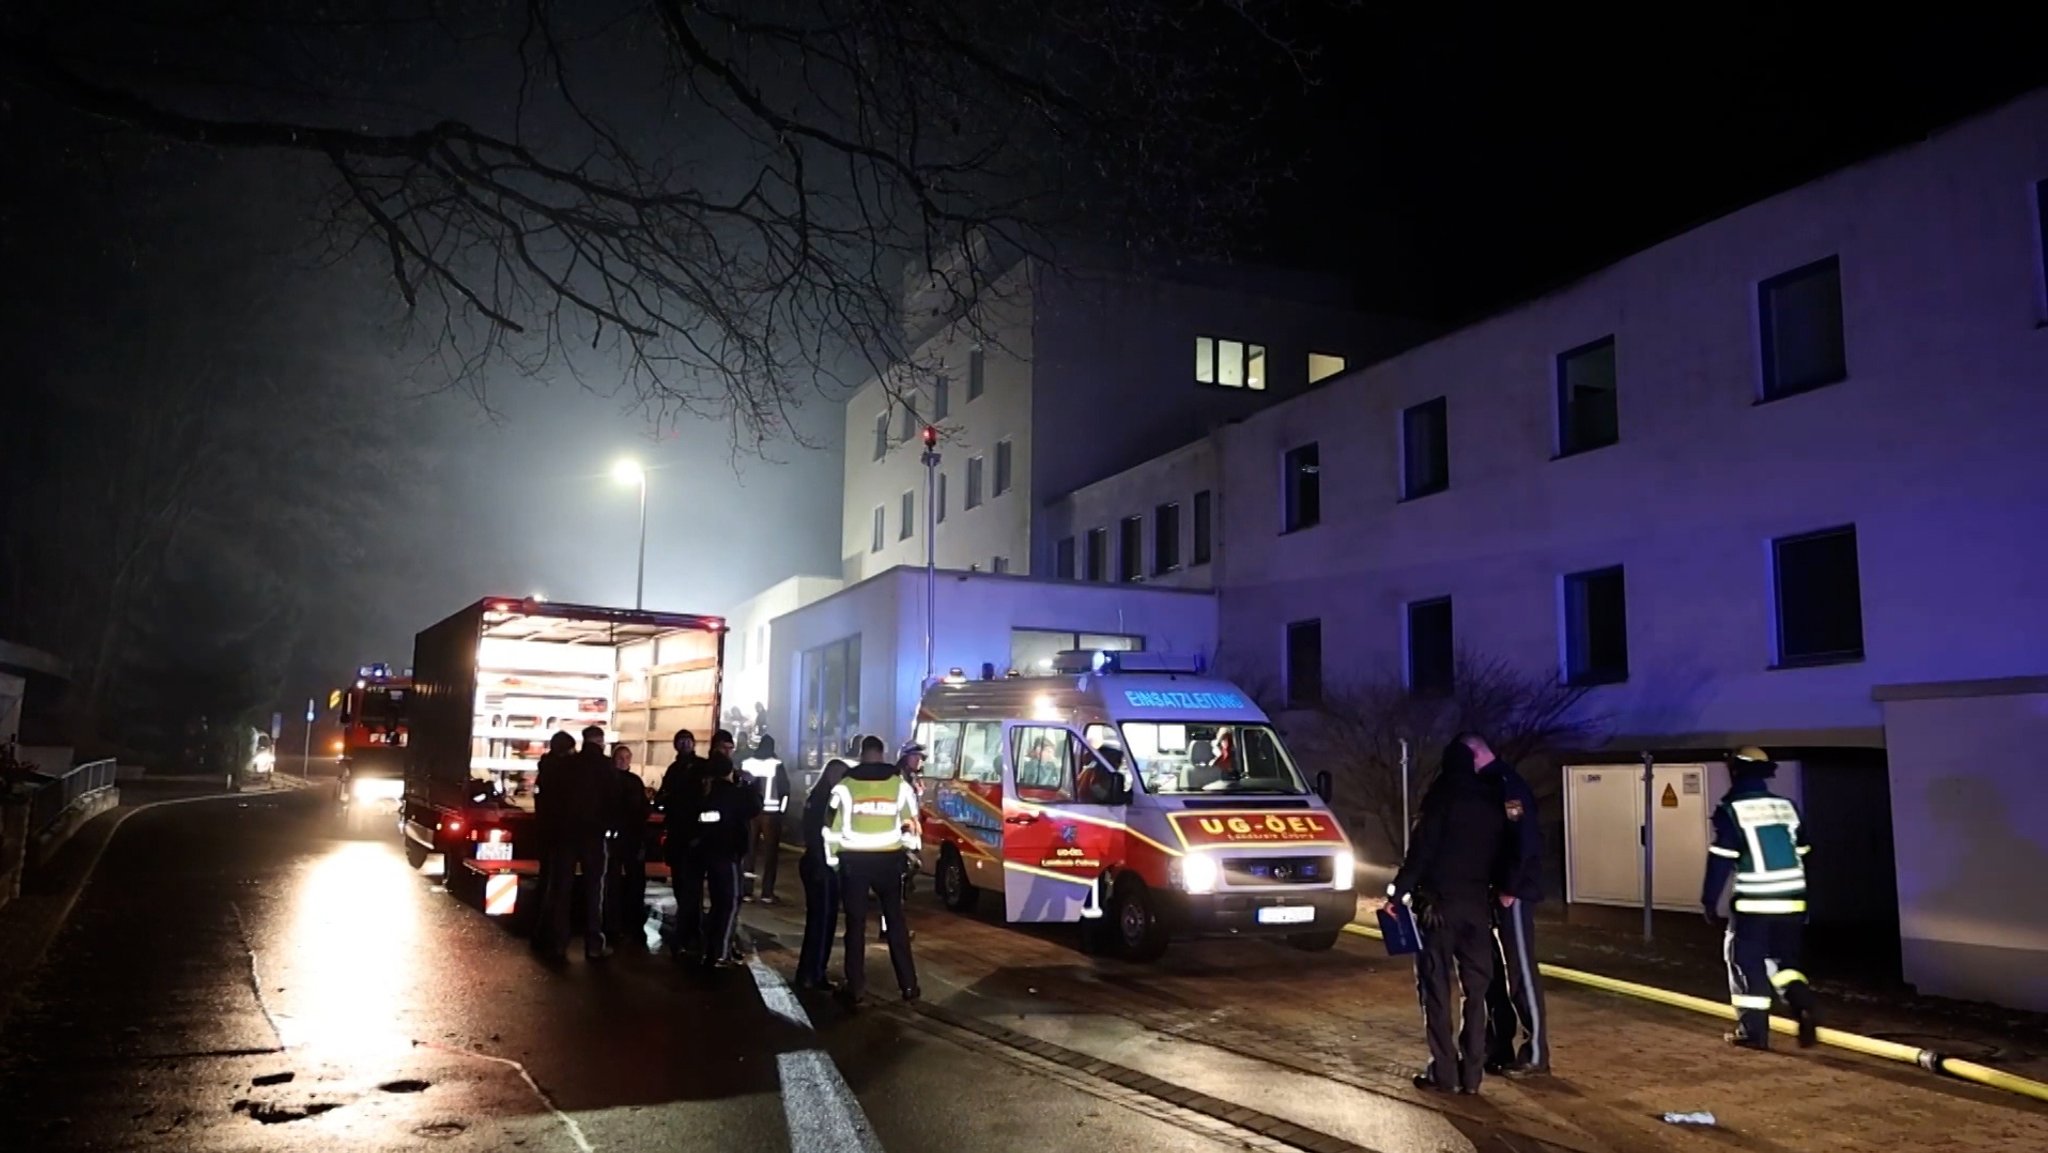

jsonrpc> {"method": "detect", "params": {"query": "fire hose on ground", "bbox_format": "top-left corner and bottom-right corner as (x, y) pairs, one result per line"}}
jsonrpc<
(1338, 921), (2048, 1105)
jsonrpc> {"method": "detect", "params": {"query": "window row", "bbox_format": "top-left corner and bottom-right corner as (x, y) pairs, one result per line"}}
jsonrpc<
(1055, 490), (1214, 582)
(871, 348), (987, 462)
(869, 439), (1012, 552)
(1279, 524), (1866, 706)
(1193, 338), (1349, 392)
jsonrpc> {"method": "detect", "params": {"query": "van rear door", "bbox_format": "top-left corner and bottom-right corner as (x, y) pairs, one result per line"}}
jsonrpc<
(1001, 722), (1123, 924)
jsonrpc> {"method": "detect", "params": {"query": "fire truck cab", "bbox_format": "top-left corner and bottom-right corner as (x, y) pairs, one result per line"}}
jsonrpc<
(913, 651), (1355, 961)
(337, 664), (411, 823)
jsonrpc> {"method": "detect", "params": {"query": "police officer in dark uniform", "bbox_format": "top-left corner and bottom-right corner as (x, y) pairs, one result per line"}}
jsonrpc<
(536, 728), (613, 961)
(1705, 746), (1819, 1049)
(794, 759), (850, 990)
(660, 729), (713, 959)
(697, 747), (763, 968)
(1383, 737), (1511, 1095)
(1473, 735), (1551, 1078)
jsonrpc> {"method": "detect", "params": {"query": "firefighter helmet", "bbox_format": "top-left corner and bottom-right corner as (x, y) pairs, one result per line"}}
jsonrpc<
(1731, 746), (1776, 777)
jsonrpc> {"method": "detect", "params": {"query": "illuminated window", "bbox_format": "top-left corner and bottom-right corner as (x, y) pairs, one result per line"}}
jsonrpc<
(1308, 352), (1346, 384)
(1195, 335), (1267, 390)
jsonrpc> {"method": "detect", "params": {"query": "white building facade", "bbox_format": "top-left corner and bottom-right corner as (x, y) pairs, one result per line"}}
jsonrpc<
(719, 574), (843, 735)
(1205, 91), (2048, 1008)
(838, 257), (1426, 585)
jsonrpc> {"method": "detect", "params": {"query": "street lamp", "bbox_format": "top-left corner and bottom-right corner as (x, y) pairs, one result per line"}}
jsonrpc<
(612, 458), (648, 610)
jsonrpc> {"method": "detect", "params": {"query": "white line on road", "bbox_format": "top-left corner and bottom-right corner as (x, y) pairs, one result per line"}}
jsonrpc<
(746, 948), (885, 1153)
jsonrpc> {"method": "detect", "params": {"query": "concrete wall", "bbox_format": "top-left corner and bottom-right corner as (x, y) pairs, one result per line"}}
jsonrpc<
(1042, 435), (1222, 590)
(722, 574), (843, 727)
(841, 263), (1037, 581)
(766, 567), (1219, 776)
(1878, 679), (2048, 1009)
(1218, 90), (2048, 747)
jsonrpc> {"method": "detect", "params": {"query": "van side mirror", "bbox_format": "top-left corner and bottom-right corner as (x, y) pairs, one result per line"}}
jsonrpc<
(1314, 770), (1333, 803)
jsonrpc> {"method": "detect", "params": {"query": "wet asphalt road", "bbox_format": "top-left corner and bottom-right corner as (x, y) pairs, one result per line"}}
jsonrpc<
(0, 791), (1251, 1152)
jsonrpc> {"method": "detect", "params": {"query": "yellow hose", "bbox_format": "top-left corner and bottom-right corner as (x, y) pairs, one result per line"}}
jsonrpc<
(1339, 921), (2048, 1104)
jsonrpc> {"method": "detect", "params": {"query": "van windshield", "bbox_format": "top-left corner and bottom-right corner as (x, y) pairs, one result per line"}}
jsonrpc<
(1116, 722), (1309, 796)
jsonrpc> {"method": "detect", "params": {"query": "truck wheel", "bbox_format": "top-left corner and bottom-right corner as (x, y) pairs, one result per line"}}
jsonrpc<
(1110, 876), (1169, 962)
(936, 847), (979, 913)
(405, 839), (430, 870)
(1287, 927), (1343, 952)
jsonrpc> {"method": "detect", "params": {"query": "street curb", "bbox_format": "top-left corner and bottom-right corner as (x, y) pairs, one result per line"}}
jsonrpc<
(0, 790), (261, 1038)
(1338, 921), (2048, 1105)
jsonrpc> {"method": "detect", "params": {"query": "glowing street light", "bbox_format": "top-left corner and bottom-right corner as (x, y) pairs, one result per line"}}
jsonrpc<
(612, 458), (648, 610)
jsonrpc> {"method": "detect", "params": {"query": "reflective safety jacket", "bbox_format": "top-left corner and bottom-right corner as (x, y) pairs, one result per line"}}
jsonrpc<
(741, 755), (791, 814)
(823, 765), (919, 865)
(1703, 779), (1810, 916)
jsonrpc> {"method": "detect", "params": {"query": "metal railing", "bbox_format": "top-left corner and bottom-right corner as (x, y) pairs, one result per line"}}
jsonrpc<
(29, 758), (118, 835)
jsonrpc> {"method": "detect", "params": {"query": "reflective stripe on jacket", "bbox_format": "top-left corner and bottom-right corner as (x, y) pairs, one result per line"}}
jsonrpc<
(1704, 784), (1810, 915)
(824, 773), (918, 856)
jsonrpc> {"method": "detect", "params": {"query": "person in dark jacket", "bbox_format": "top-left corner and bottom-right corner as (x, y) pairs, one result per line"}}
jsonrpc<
(536, 729), (614, 961)
(609, 743), (653, 948)
(794, 759), (850, 989)
(1384, 737), (1512, 1094)
(1472, 735), (1551, 1078)
(740, 735), (793, 903)
(695, 750), (763, 968)
(657, 729), (710, 956)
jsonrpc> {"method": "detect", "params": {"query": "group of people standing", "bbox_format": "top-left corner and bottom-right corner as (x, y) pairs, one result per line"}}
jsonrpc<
(1385, 735), (1817, 1096)
(531, 726), (657, 961)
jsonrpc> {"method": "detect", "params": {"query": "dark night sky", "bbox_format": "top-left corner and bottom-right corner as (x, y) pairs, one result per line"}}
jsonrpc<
(5, 3), (2045, 732)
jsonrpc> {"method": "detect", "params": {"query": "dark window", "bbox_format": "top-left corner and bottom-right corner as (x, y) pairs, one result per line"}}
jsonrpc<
(2037, 179), (2048, 313)
(1759, 256), (1847, 399)
(1283, 443), (1320, 532)
(870, 505), (885, 553)
(933, 375), (950, 420)
(1406, 597), (1454, 696)
(1773, 526), (1865, 665)
(1192, 490), (1213, 565)
(1402, 397), (1450, 499)
(994, 438), (1013, 496)
(992, 556), (1011, 575)
(872, 412), (888, 462)
(1557, 337), (1619, 455)
(936, 472), (948, 523)
(1153, 502), (1181, 574)
(1084, 528), (1107, 582)
(1118, 515), (1143, 583)
(968, 348), (985, 400)
(899, 491), (915, 540)
(1055, 536), (1077, 580)
(1563, 566), (1629, 685)
(1286, 619), (1323, 707)
(966, 456), (984, 509)
(897, 398), (919, 442)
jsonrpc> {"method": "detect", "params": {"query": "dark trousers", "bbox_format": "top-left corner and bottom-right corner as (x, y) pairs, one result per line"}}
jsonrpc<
(702, 855), (745, 963)
(746, 814), (784, 898)
(1414, 897), (1495, 1091)
(839, 852), (917, 998)
(1726, 912), (1812, 1043)
(796, 852), (840, 984)
(540, 836), (609, 954)
(1486, 899), (1550, 1069)
(670, 854), (706, 955)
(611, 840), (648, 944)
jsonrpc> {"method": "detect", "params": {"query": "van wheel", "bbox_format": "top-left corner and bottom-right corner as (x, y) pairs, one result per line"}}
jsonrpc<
(936, 847), (979, 913)
(1110, 877), (1169, 962)
(1287, 927), (1343, 952)
(405, 839), (430, 870)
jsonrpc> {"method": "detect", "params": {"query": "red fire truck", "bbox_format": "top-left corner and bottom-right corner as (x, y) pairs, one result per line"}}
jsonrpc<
(337, 663), (412, 824)
(398, 597), (724, 916)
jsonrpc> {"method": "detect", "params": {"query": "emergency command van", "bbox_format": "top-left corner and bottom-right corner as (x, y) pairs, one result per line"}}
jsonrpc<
(912, 650), (1356, 960)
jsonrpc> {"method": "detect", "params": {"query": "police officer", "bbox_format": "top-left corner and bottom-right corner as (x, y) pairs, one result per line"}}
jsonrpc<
(795, 758), (851, 990)
(1471, 734), (1551, 1079)
(1705, 746), (1819, 1049)
(660, 729), (713, 959)
(537, 728), (613, 961)
(608, 743), (652, 948)
(825, 734), (921, 1006)
(1383, 738), (1510, 1095)
(697, 746), (763, 968)
(740, 735), (793, 904)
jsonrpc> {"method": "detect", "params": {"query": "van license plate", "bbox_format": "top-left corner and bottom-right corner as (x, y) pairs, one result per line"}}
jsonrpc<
(477, 842), (514, 861)
(1257, 905), (1314, 925)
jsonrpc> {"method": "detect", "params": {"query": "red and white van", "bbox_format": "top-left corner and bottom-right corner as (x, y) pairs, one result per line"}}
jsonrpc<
(912, 651), (1356, 960)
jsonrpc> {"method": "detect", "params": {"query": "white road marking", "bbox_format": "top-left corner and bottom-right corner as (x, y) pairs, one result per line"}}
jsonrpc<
(745, 944), (885, 1153)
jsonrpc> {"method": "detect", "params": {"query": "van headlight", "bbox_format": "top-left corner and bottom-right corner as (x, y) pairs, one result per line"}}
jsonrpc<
(1333, 850), (1355, 891)
(1177, 852), (1221, 895)
(253, 751), (276, 772)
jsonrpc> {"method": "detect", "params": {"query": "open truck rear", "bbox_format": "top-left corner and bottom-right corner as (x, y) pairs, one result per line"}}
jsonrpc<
(400, 597), (724, 913)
